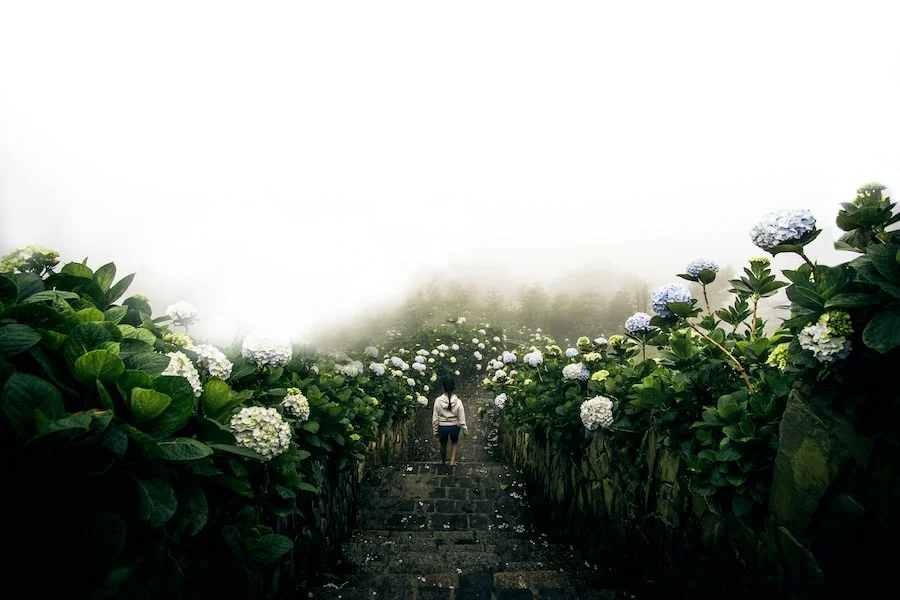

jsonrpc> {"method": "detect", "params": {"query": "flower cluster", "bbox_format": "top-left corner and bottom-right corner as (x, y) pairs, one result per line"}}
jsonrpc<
(562, 362), (590, 381)
(594, 337), (608, 346)
(524, 350), (543, 367)
(818, 310), (853, 337)
(502, 351), (517, 364)
(685, 258), (719, 277)
(456, 317), (466, 324)
(337, 362), (362, 377)
(369, 362), (385, 376)
(193, 344), (233, 379)
(412, 362), (426, 372)
(765, 344), (789, 370)
(241, 334), (292, 367)
(565, 348), (579, 358)
(583, 352), (602, 363)
(365, 346), (379, 358)
(651, 284), (692, 318)
(282, 388), (310, 422)
(624, 312), (654, 334)
(417, 395), (429, 406)
(162, 351), (203, 397)
(165, 301), (199, 325)
(799, 325), (851, 364)
(580, 396), (614, 430)
(0, 245), (59, 274)
(750, 209), (817, 250)
(163, 332), (194, 349)
(494, 393), (507, 409)
(229, 406), (292, 459)
(590, 369), (610, 381)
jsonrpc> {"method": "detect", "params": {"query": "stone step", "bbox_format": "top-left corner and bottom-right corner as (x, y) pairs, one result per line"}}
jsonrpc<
(355, 550), (501, 574)
(307, 573), (461, 600)
(492, 570), (575, 600)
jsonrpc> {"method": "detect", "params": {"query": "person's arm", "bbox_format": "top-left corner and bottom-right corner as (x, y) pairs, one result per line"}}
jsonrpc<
(457, 398), (467, 435)
(432, 397), (440, 436)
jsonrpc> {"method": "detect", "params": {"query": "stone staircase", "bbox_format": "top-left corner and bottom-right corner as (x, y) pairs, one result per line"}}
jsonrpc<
(305, 381), (631, 599)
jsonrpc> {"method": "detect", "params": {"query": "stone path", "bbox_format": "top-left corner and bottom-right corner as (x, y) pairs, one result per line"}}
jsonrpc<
(306, 381), (632, 599)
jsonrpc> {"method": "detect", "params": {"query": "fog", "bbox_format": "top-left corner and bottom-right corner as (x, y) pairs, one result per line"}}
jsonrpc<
(2, 1), (899, 348)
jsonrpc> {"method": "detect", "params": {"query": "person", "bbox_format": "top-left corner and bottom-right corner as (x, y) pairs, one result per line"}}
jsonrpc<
(432, 376), (467, 466)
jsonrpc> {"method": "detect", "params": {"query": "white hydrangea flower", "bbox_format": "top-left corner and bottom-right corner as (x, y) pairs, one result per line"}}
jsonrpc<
(162, 351), (203, 397)
(456, 317), (466, 324)
(406, 377), (416, 387)
(478, 329), (486, 335)
(437, 344), (450, 352)
(430, 373), (438, 382)
(282, 388), (310, 422)
(417, 395), (429, 406)
(476, 364), (482, 370)
(391, 356), (405, 368)
(493, 336), (501, 342)
(454, 370), (460, 376)
(423, 385), (430, 392)
(412, 362), (426, 372)
(473, 351), (482, 360)
(493, 369), (507, 380)
(166, 301), (199, 325)
(478, 343), (485, 349)
(594, 337), (608, 346)
(241, 334), (292, 367)
(391, 369), (404, 377)
(524, 350), (543, 367)
(369, 363), (386, 376)
(562, 362), (590, 381)
(580, 396), (614, 430)
(431, 349), (440, 356)
(472, 338), (480, 344)
(193, 344), (233, 379)
(336, 362), (361, 377)
(451, 343), (459, 351)
(365, 346), (379, 358)
(417, 349), (429, 356)
(415, 355), (426, 364)
(798, 323), (852, 363)
(494, 393), (507, 409)
(565, 348), (579, 358)
(450, 356), (457, 363)
(229, 406), (292, 459)
(502, 351), (517, 364)
(428, 357), (435, 364)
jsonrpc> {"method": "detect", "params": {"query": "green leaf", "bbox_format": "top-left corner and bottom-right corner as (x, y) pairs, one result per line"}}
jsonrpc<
(16, 273), (44, 301)
(0, 324), (41, 357)
(122, 351), (171, 377)
(63, 322), (114, 364)
(93, 262), (116, 292)
(74, 349), (125, 382)
(141, 376), (196, 438)
(716, 446), (743, 461)
(76, 307), (106, 323)
(0, 274), (17, 303)
(105, 273), (135, 305)
(824, 293), (879, 309)
(697, 269), (717, 285)
(302, 420), (320, 433)
(117, 369), (154, 400)
(118, 324), (158, 345)
(716, 395), (742, 422)
(296, 481), (318, 493)
(130, 388), (172, 422)
(177, 484), (209, 537)
(862, 308), (900, 353)
(1, 373), (65, 438)
(296, 449), (311, 460)
(246, 534), (293, 564)
(158, 438), (214, 461)
(122, 423), (162, 459)
(21, 289), (81, 304)
(62, 262), (94, 278)
(200, 378), (237, 420)
(104, 305), (128, 324)
(208, 443), (267, 461)
(133, 475), (178, 527)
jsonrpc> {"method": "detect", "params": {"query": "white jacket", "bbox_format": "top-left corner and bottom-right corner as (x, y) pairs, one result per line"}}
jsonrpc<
(432, 394), (467, 435)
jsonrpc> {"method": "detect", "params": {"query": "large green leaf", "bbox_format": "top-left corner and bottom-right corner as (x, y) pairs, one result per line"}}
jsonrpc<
(1, 373), (65, 438)
(117, 369), (154, 400)
(824, 293), (879, 308)
(61, 262), (94, 279)
(175, 484), (209, 537)
(63, 322), (114, 364)
(104, 305), (128, 324)
(15, 273), (44, 301)
(141, 376), (196, 438)
(159, 438), (214, 461)
(0, 273), (17, 303)
(93, 262), (116, 292)
(208, 443), (267, 461)
(118, 324), (157, 345)
(133, 475), (178, 527)
(75, 307), (106, 323)
(105, 273), (135, 305)
(0, 324), (41, 357)
(21, 289), (80, 304)
(74, 349), (125, 382)
(246, 534), (293, 564)
(200, 378), (237, 420)
(862, 308), (900, 353)
(123, 351), (171, 377)
(130, 388), (172, 421)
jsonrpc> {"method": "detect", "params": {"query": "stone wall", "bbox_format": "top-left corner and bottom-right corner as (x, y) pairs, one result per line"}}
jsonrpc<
(499, 387), (897, 598)
(268, 412), (420, 597)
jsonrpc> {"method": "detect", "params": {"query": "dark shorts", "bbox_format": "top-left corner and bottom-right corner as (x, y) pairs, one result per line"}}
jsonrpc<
(438, 425), (460, 445)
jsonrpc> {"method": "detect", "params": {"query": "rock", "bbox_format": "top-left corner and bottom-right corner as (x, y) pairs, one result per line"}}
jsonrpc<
(770, 391), (851, 531)
(776, 526), (828, 597)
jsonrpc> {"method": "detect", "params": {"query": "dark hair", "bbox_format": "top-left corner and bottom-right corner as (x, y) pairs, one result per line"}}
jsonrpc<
(442, 376), (456, 410)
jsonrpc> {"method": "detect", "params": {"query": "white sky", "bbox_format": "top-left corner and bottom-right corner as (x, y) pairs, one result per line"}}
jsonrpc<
(2, 1), (899, 345)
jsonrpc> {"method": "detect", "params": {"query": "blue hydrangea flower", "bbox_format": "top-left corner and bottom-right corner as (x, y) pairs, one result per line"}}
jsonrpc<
(685, 258), (719, 277)
(369, 363), (385, 376)
(624, 312), (654, 334)
(565, 347), (579, 358)
(562, 362), (590, 381)
(750, 209), (816, 250)
(651, 284), (693, 318)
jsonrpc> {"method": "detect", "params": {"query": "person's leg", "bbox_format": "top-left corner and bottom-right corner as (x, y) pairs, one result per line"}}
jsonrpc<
(438, 426), (449, 464)
(448, 426), (460, 465)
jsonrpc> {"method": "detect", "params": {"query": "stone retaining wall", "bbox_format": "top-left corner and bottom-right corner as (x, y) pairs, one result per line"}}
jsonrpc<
(500, 387), (897, 598)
